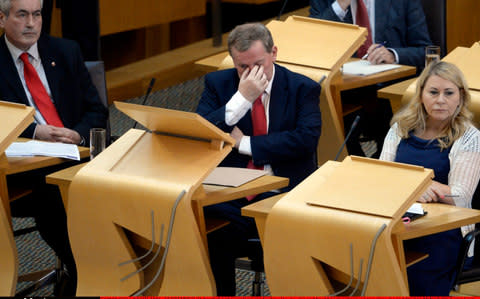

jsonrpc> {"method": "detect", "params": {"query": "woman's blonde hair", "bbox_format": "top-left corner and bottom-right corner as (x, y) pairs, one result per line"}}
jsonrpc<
(391, 61), (472, 148)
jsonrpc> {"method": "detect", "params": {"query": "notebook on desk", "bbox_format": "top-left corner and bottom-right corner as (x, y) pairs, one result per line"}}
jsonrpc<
(342, 60), (400, 76)
(203, 167), (267, 187)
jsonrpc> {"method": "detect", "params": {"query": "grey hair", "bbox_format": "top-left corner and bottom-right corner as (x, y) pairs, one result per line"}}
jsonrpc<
(228, 23), (274, 55)
(0, 0), (43, 15)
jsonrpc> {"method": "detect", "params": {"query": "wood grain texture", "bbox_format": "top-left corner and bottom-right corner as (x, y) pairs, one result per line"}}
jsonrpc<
(261, 158), (433, 295)
(68, 128), (226, 295)
(99, 0), (206, 36)
(0, 195), (17, 296)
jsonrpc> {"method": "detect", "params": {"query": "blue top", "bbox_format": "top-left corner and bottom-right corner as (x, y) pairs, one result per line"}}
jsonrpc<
(395, 133), (451, 184)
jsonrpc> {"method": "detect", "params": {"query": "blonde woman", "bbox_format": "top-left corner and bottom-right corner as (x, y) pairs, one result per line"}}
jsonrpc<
(380, 61), (480, 295)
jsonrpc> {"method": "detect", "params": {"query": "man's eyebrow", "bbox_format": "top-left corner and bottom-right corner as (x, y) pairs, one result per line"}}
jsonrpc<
(15, 9), (41, 14)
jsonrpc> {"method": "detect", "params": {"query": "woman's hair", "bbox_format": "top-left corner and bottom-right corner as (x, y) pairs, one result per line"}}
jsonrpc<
(391, 61), (473, 148)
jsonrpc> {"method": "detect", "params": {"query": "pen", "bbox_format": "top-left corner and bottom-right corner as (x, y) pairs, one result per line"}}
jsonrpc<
(361, 41), (387, 60)
(443, 194), (459, 198)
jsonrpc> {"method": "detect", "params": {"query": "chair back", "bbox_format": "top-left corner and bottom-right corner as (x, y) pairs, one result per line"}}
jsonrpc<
(85, 61), (111, 145)
(420, 0), (447, 57)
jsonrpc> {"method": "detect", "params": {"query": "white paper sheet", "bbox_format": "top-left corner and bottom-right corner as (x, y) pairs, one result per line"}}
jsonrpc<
(6, 140), (80, 160)
(342, 60), (401, 76)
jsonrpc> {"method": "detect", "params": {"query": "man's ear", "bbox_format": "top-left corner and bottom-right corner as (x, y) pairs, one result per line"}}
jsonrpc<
(271, 45), (278, 62)
(0, 12), (6, 28)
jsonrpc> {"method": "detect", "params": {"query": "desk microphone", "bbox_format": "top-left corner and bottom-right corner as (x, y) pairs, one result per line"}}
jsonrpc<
(133, 78), (156, 129)
(277, 0), (289, 20)
(334, 115), (360, 161)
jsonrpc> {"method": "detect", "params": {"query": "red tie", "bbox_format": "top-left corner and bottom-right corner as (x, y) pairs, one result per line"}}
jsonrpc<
(356, 0), (373, 58)
(246, 95), (266, 201)
(247, 95), (266, 170)
(20, 53), (64, 127)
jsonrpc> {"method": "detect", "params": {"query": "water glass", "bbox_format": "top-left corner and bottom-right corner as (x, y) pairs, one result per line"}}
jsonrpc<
(425, 45), (440, 67)
(90, 128), (106, 160)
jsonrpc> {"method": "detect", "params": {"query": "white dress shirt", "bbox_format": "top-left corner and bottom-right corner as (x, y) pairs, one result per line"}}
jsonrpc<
(4, 35), (53, 129)
(224, 65), (276, 175)
(332, 0), (399, 63)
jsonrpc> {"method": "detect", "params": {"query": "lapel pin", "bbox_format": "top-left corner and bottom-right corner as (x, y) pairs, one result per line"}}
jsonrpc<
(51, 61), (56, 67)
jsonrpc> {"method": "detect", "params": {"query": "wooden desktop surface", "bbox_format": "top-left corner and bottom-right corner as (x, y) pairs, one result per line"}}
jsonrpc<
(0, 138), (89, 222)
(377, 77), (416, 113)
(46, 162), (288, 240)
(243, 193), (480, 242)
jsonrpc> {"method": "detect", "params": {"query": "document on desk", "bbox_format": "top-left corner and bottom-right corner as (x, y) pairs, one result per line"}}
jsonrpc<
(6, 140), (80, 160)
(342, 60), (400, 76)
(203, 167), (267, 187)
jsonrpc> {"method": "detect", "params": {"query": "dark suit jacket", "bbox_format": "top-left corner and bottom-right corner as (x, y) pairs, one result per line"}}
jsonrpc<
(196, 64), (322, 191)
(309, 0), (432, 69)
(0, 34), (108, 144)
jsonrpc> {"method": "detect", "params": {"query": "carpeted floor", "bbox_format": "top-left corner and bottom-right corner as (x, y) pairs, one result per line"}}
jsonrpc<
(14, 75), (375, 296)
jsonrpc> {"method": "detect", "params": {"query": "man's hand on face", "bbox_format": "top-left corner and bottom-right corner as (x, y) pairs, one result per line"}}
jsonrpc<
(35, 124), (82, 144)
(238, 65), (269, 103)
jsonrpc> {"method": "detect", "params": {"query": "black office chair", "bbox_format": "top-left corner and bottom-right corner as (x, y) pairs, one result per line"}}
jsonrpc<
(235, 238), (265, 296)
(452, 185), (480, 292)
(85, 60), (112, 145)
(420, 0), (447, 57)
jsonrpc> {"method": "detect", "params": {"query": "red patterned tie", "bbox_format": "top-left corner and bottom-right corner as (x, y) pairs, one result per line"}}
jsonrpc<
(246, 95), (266, 201)
(20, 53), (64, 127)
(356, 0), (373, 58)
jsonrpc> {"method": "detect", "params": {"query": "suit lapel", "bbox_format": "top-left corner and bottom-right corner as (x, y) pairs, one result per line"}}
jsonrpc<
(268, 65), (288, 133)
(37, 36), (62, 111)
(0, 35), (29, 104)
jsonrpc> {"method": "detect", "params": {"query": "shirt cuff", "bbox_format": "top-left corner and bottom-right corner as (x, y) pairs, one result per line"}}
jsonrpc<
(387, 48), (400, 64)
(332, 1), (348, 20)
(225, 91), (253, 126)
(79, 136), (86, 146)
(238, 135), (252, 156)
(32, 124), (38, 139)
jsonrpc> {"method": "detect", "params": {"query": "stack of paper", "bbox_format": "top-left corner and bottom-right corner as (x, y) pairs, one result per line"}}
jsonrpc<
(342, 60), (401, 76)
(6, 140), (80, 160)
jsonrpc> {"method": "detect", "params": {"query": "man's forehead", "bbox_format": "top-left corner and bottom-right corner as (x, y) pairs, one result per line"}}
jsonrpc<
(11, 0), (42, 11)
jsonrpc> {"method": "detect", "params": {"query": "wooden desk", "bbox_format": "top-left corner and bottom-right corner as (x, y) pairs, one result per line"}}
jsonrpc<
(377, 77), (416, 113)
(330, 63), (416, 131)
(47, 163), (288, 244)
(0, 138), (89, 221)
(242, 162), (480, 293)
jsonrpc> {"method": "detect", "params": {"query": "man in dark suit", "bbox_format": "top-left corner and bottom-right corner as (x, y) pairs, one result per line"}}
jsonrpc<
(196, 22), (322, 295)
(0, 0), (107, 295)
(309, 0), (431, 157)
(310, 0), (431, 69)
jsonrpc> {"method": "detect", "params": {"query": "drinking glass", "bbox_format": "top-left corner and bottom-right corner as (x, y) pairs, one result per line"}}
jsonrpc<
(425, 45), (440, 67)
(90, 128), (106, 160)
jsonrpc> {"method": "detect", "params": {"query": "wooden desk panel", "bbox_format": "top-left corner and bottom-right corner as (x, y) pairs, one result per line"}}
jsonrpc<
(46, 162), (288, 243)
(242, 167), (480, 294)
(0, 139), (89, 222)
(330, 64), (416, 132)
(99, 0), (206, 36)
(377, 78), (416, 113)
